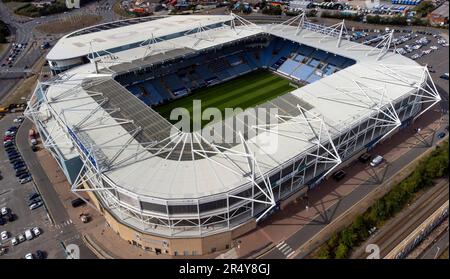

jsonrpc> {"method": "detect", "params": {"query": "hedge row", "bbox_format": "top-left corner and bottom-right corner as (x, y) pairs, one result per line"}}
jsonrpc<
(317, 140), (449, 259)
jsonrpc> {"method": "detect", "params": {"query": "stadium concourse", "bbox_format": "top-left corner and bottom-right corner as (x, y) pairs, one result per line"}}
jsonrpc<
(24, 14), (441, 256)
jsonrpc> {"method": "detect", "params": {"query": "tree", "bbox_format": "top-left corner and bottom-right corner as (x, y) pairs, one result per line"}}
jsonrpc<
(334, 243), (349, 259)
(340, 228), (357, 247)
(414, 1), (435, 17)
(352, 215), (369, 240)
(317, 245), (330, 259)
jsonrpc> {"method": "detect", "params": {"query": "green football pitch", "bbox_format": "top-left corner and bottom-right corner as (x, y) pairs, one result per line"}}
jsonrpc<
(154, 70), (295, 128)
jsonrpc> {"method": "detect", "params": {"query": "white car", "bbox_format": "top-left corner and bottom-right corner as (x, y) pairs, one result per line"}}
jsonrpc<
(29, 201), (42, 210)
(32, 227), (41, 237)
(370, 155), (384, 167)
(1, 231), (9, 240)
(19, 177), (32, 184)
(11, 237), (18, 246)
(18, 233), (25, 242)
(25, 229), (33, 241)
(25, 253), (34, 259)
(0, 207), (9, 216)
(4, 130), (15, 136)
(13, 117), (24, 123)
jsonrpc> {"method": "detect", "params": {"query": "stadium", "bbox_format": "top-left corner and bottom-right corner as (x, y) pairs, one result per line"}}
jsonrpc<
(25, 14), (441, 256)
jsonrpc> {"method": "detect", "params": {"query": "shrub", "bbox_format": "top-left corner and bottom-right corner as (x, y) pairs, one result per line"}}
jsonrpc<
(334, 243), (349, 259)
(314, 140), (448, 259)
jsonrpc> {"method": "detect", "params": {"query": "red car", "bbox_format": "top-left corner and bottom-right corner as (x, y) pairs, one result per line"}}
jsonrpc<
(3, 136), (13, 141)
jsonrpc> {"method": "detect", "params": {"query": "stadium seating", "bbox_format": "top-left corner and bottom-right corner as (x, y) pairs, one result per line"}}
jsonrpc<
(277, 59), (300, 76)
(291, 64), (316, 81)
(117, 35), (356, 107)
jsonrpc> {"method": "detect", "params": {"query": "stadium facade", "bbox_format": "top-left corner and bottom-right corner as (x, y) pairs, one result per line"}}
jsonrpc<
(25, 14), (441, 256)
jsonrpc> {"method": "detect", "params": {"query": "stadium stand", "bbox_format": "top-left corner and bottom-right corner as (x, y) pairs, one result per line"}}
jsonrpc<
(116, 35), (355, 107)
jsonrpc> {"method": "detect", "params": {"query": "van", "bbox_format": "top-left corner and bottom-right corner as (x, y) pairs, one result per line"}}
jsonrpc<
(24, 229), (33, 240)
(370, 155), (383, 167)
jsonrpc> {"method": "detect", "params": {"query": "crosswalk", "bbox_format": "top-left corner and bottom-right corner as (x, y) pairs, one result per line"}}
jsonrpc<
(276, 241), (296, 258)
(54, 219), (73, 229)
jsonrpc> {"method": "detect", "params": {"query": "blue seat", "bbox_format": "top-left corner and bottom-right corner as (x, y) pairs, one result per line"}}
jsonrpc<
(291, 64), (315, 81)
(277, 59), (301, 76)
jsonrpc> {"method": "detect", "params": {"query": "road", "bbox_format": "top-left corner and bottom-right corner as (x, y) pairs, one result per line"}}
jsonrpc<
(261, 132), (446, 259)
(420, 228), (449, 259)
(0, 0), (120, 103)
(16, 119), (96, 259)
(352, 179), (449, 258)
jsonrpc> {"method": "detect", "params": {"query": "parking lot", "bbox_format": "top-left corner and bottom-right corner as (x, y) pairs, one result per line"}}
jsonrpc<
(350, 28), (449, 64)
(0, 113), (66, 259)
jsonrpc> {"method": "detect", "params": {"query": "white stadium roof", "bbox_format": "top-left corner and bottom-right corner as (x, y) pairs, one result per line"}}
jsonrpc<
(33, 15), (439, 202)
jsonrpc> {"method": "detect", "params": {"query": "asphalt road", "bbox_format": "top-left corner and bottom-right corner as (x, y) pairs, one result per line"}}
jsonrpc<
(262, 119), (448, 259)
(420, 228), (449, 259)
(16, 119), (96, 259)
(0, 0), (120, 103)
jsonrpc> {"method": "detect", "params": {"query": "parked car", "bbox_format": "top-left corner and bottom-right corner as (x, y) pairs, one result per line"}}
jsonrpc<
(18, 173), (30, 180)
(14, 166), (27, 172)
(28, 198), (41, 207)
(1, 231), (9, 240)
(17, 233), (25, 242)
(3, 141), (13, 148)
(25, 253), (34, 259)
(370, 155), (384, 167)
(358, 153), (372, 163)
(13, 162), (25, 168)
(29, 201), (42, 210)
(10, 157), (23, 164)
(15, 170), (28, 177)
(28, 192), (40, 201)
(332, 170), (346, 181)
(32, 227), (41, 237)
(24, 229), (33, 240)
(9, 155), (22, 162)
(19, 177), (32, 184)
(437, 132), (446, 139)
(35, 250), (45, 259)
(0, 207), (9, 216)
(11, 237), (18, 246)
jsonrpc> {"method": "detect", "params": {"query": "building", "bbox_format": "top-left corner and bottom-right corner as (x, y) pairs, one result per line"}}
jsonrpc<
(428, 1), (449, 25)
(31, 0), (55, 8)
(25, 14), (441, 256)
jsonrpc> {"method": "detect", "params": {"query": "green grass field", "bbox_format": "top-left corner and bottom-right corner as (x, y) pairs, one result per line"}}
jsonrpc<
(154, 70), (295, 128)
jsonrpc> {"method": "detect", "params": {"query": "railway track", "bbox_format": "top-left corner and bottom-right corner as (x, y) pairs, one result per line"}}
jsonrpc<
(355, 179), (449, 258)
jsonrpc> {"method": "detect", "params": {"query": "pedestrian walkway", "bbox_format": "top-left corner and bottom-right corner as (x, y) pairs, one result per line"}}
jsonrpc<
(54, 219), (73, 229)
(276, 241), (296, 258)
(236, 106), (447, 259)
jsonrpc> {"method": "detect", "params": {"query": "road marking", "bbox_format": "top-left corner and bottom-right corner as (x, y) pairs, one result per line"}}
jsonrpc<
(281, 246), (292, 254)
(276, 241), (295, 257)
(286, 250), (296, 258)
(54, 219), (73, 229)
